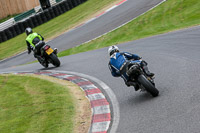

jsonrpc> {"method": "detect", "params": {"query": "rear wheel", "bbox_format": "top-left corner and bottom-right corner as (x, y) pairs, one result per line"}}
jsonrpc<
(49, 53), (60, 67)
(138, 75), (159, 97)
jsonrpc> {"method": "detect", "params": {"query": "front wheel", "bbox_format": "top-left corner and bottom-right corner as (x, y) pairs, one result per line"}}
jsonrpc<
(137, 75), (159, 97)
(49, 53), (60, 67)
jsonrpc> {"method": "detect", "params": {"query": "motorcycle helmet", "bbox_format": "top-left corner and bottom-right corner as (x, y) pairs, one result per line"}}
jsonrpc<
(25, 27), (33, 36)
(108, 45), (119, 56)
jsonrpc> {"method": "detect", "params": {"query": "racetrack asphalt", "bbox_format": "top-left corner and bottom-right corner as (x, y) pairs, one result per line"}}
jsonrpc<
(1, 0), (200, 132)
(2, 25), (200, 133)
(0, 0), (164, 68)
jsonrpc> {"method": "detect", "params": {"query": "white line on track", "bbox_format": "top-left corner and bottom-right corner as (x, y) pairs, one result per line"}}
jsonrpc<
(0, 1), (168, 131)
(0, 0), (166, 64)
(82, 0), (167, 45)
(0, 70), (120, 132)
(48, 70), (120, 133)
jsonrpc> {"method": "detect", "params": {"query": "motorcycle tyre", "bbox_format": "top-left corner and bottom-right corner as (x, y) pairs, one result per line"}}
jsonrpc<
(49, 53), (60, 67)
(138, 75), (159, 97)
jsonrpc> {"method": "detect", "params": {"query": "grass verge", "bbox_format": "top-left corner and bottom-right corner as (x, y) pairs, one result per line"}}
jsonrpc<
(0, 14), (19, 23)
(58, 0), (200, 57)
(0, 0), (123, 60)
(0, 74), (91, 133)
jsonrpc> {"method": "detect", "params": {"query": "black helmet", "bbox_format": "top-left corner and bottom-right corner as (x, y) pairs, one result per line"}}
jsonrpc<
(25, 27), (33, 36)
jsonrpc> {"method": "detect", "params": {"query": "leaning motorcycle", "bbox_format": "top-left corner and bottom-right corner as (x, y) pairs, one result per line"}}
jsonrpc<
(127, 60), (159, 97)
(35, 41), (60, 68)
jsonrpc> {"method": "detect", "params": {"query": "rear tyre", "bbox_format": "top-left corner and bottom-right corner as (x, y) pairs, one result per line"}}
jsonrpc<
(138, 75), (159, 97)
(49, 53), (60, 67)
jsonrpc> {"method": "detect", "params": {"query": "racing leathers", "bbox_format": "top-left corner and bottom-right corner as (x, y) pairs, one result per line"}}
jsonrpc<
(26, 32), (45, 60)
(108, 52), (153, 89)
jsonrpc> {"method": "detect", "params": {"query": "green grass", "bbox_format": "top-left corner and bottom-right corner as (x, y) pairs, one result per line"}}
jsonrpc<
(0, 75), (74, 133)
(0, 14), (19, 23)
(0, 0), (120, 60)
(58, 0), (200, 57)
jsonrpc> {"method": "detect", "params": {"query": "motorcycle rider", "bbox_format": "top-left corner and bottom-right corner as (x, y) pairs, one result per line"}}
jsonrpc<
(25, 27), (57, 65)
(108, 45), (154, 90)
(25, 27), (45, 62)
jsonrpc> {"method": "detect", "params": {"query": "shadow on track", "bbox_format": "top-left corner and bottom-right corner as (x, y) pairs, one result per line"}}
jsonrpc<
(126, 91), (160, 106)
(39, 66), (59, 70)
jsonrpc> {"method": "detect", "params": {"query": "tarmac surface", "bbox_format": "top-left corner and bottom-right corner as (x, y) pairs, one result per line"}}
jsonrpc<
(0, 0), (164, 68)
(1, 0), (200, 132)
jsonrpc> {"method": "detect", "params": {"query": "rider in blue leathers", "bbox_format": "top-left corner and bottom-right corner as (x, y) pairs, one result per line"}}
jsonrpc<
(108, 45), (154, 90)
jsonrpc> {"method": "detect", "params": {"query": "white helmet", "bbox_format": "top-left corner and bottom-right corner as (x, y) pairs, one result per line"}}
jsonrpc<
(25, 27), (33, 36)
(108, 45), (119, 56)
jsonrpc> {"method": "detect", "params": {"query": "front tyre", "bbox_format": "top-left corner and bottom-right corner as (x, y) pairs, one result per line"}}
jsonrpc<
(138, 75), (159, 97)
(49, 53), (60, 67)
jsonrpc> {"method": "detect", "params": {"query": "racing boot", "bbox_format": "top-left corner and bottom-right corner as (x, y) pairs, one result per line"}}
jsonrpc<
(143, 66), (154, 77)
(39, 57), (48, 68)
(134, 84), (140, 91)
(44, 62), (49, 68)
(35, 55), (45, 64)
(125, 81), (140, 91)
(126, 81), (136, 87)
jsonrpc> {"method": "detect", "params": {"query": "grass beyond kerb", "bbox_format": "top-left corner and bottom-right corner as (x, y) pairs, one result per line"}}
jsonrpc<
(58, 0), (200, 57)
(0, 0), (121, 60)
(0, 74), (74, 133)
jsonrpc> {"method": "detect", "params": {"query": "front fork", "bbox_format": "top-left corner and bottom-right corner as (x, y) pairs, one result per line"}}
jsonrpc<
(146, 76), (155, 86)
